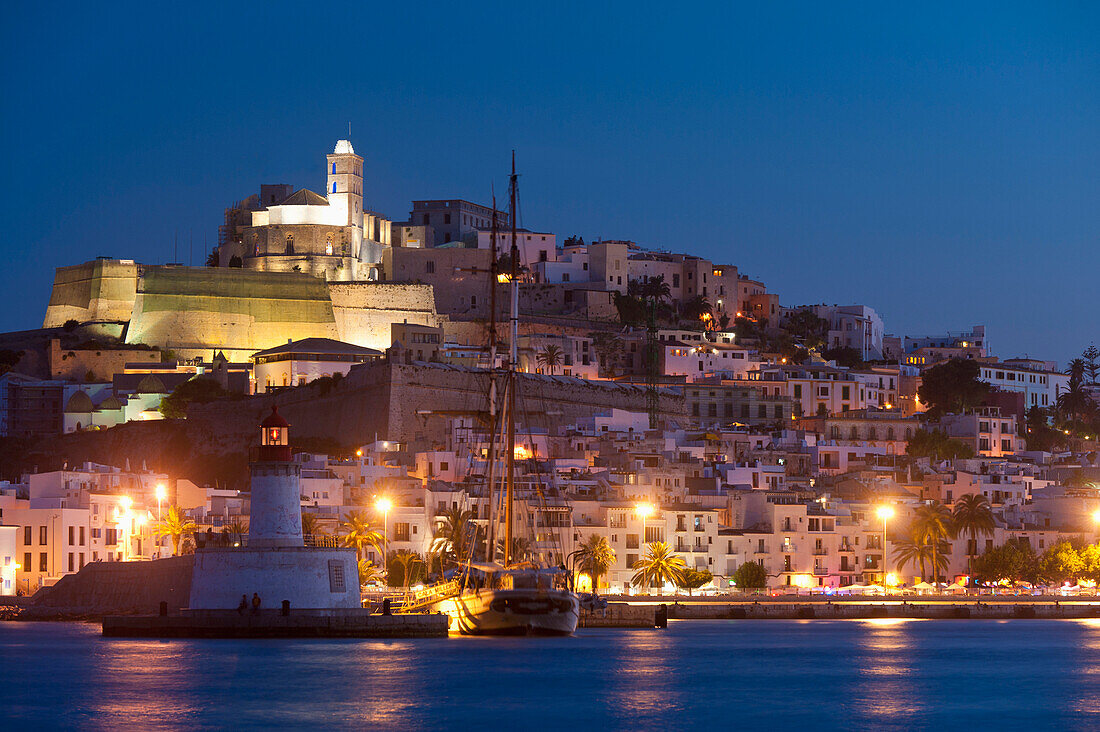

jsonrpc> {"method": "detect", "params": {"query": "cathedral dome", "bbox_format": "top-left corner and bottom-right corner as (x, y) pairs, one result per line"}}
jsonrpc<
(65, 391), (94, 413)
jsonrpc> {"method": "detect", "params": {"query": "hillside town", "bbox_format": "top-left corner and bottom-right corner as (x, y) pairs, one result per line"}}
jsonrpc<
(1, 139), (1098, 599)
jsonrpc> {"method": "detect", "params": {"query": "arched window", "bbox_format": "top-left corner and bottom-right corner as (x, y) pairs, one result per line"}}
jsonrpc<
(867, 427), (877, 441)
(887, 427), (896, 440)
(332, 162), (336, 174)
(332, 182), (337, 193)
(849, 427), (857, 440)
(285, 234), (294, 254)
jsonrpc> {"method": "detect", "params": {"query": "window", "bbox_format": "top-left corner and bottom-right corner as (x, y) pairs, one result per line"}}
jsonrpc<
(626, 534), (639, 549)
(394, 523), (411, 541)
(39, 553), (48, 572)
(332, 182), (337, 193)
(332, 162), (337, 174)
(23, 526), (30, 545)
(444, 213), (451, 225)
(39, 527), (47, 545)
(285, 234), (295, 255)
(425, 260), (435, 274)
(79, 526), (85, 546)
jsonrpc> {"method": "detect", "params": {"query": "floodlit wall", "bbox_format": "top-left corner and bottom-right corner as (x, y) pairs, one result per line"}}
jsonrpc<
(125, 266), (339, 359)
(328, 282), (441, 351)
(43, 260), (139, 327)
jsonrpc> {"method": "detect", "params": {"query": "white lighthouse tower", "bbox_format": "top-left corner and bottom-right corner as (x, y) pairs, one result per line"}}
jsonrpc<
(188, 407), (360, 611)
(248, 407), (303, 548)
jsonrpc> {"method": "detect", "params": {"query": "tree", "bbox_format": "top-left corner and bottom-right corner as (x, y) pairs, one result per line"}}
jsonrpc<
(536, 345), (563, 375)
(430, 507), (476, 568)
(575, 534), (616, 594)
(205, 249), (220, 267)
(358, 559), (383, 586)
(1079, 544), (1100, 584)
(821, 346), (865, 370)
(340, 510), (384, 562)
(1057, 361), (1092, 424)
(911, 502), (955, 586)
(639, 275), (671, 305)
(1083, 345), (1100, 385)
(387, 549), (426, 589)
(154, 506), (197, 556)
(631, 541), (686, 592)
(301, 512), (325, 538)
(1025, 406), (1063, 452)
(159, 377), (228, 419)
(677, 567), (714, 596)
(784, 309), (830, 351)
(952, 493), (995, 578)
(681, 295), (713, 325)
(917, 358), (991, 417)
(892, 531), (931, 582)
(589, 332), (625, 378)
(906, 429), (974, 460)
(732, 561), (768, 589)
(1038, 541), (1084, 585)
(222, 518), (248, 546)
(972, 541), (1037, 584)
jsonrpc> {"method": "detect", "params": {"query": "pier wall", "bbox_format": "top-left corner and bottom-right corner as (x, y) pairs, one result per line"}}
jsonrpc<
(28, 556), (194, 616)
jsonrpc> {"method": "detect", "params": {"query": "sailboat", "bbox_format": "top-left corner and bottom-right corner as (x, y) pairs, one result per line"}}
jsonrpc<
(407, 154), (579, 635)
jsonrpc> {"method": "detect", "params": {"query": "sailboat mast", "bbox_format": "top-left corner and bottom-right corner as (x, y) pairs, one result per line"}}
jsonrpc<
(505, 151), (519, 567)
(483, 194), (500, 563)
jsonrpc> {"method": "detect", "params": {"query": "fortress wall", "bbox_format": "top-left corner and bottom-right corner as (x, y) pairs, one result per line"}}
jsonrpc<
(328, 283), (442, 351)
(43, 260), (139, 327)
(125, 266), (338, 356)
(188, 361), (684, 453)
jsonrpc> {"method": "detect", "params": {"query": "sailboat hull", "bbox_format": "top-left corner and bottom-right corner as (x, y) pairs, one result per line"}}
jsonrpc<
(439, 589), (580, 636)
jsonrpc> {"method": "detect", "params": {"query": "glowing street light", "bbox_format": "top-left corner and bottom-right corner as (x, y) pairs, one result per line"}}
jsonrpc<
(636, 502), (654, 550)
(155, 483), (167, 520)
(876, 506), (895, 593)
(375, 497), (393, 554)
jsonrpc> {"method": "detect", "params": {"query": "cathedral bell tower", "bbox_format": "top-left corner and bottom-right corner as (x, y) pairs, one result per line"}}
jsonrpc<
(326, 139), (364, 260)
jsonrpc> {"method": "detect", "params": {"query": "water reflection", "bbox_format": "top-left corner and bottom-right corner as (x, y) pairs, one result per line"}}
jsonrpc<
(850, 619), (924, 720)
(603, 628), (681, 719)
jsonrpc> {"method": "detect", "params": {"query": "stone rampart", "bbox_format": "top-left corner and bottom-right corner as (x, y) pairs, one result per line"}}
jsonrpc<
(328, 282), (442, 350)
(28, 556), (194, 615)
(43, 260), (138, 327)
(187, 360), (685, 453)
(125, 265), (339, 358)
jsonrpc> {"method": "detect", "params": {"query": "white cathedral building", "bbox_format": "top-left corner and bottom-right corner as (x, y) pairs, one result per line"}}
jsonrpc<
(217, 140), (392, 281)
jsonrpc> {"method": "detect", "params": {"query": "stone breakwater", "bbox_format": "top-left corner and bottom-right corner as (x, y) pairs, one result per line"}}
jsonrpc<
(581, 599), (1100, 626)
(102, 609), (449, 638)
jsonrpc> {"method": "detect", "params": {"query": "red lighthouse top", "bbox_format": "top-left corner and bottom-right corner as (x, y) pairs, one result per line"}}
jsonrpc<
(258, 406), (292, 461)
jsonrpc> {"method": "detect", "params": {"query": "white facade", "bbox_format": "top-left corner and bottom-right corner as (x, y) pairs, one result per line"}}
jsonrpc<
(0, 526), (17, 595)
(978, 362), (1070, 409)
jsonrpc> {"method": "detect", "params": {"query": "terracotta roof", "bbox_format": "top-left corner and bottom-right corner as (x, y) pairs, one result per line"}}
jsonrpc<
(277, 189), (329, 207)
(252, 338), (382, 359)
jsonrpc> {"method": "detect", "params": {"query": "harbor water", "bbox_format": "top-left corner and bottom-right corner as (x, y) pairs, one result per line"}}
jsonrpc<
(2, 619), (1099, 730)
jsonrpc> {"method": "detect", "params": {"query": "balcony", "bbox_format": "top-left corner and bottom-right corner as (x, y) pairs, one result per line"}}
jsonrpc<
(813, 567), (829, 576)
(812, 548), (827, 556)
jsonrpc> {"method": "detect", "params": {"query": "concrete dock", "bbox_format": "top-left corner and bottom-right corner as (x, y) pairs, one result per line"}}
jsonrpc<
(102, 609), (449, 638)
(581, 598), (1100, 627)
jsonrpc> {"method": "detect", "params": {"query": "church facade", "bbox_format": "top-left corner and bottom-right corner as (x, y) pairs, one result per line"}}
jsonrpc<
(217, 140), (392, 281)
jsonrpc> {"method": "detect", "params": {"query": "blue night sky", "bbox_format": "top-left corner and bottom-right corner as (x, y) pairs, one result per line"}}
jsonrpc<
(2, 2), (1097, 364)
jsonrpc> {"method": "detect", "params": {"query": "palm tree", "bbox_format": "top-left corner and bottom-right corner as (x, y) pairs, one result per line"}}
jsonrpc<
(952, 494), (995, 579)
(576, 534), (616, 594)
(912, 502), (956, 587)
(631, 541), (686, 593)
(681, 295), (713, 324)
(357, 559), (383, 587)
(536, 345), (563, 375)
(301, 512), (325, 539)
(430, 507), (476, 568)
(640, 275), (671, 304)
(222, 518), (249, 546)
(388, 549), (425, 589)
(154, 506), (197, 556)
(1057, 363), (1092, 425)
(892, 531), (930, 582)
(494, 536), (531, 564)
(341, 510), (384, 562)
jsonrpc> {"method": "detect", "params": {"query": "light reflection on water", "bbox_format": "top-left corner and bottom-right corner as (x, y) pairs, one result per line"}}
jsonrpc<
(3, 620), (1100, 730)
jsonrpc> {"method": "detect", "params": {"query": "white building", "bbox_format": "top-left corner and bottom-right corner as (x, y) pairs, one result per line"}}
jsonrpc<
(251, 338), (382, 393)
(978, 360), (1070, 410)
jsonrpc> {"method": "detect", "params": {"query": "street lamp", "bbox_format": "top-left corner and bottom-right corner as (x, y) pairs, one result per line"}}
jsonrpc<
(375, 497), (393, 557)
(155, 483), (167, 521)
(876, 506), (895, 593)
(636, 502), (654, 549)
